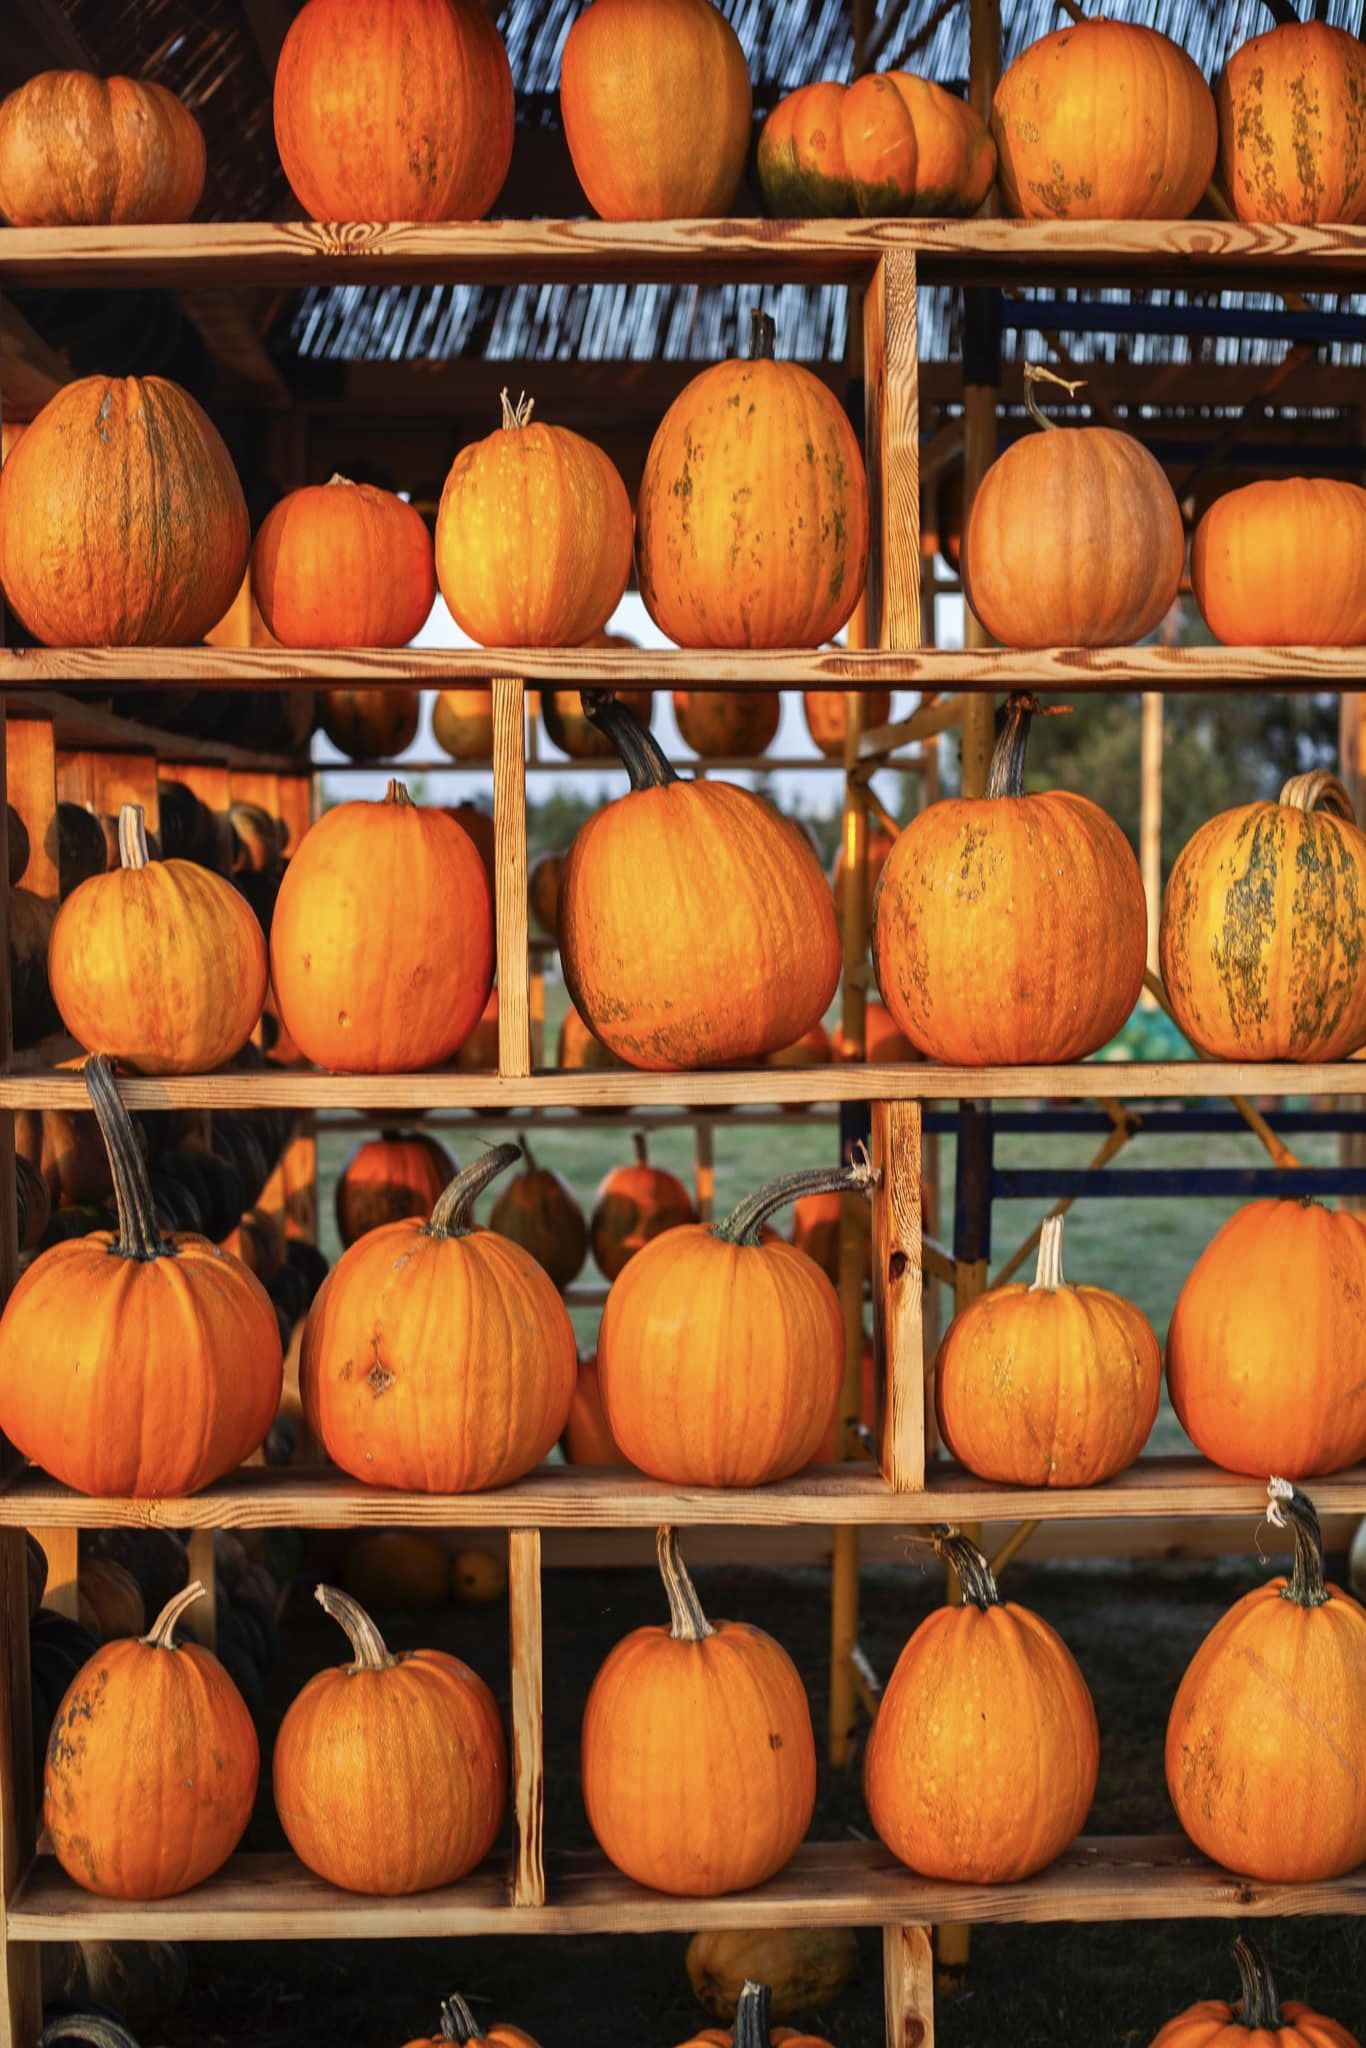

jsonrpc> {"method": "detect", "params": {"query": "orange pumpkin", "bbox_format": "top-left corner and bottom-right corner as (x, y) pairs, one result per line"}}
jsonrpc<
(1191, 478), (1366, 646)
(872, 693), (1148, 1063)
(1218, 22), (1366, 227)
(433, 689), (494, 762)
(0, 1058), (281, 1496)
(252, 479), (434, 649)
(790, 1188), (869, 1287)
(1151, 1937), (1360, 2048)
(759, 73), (994, 217)
(270, 781), (494, 1073)
(638, 312), (870, 649)
(672, 690), (781, 759)
(453, 988), (501, 1077)
(815, 1339), (876, 1461)
(1166, 1481), (1366, 1881)
(273, 1585), (506, 1895)
(528, 853), (564, 940)
(562, 1352), (631, 1467)
(590, 1132), (696, 1280)
(767, 1022), (833, 1092)
(446, 802), (498, 908)
(833, 998), (916, 1064)
(1167, 1198), (1366, 1479)
(582, 1528), (816, 1895)
(558, 1002), (627, 1084)
(436, 393), (633, 647)
(76, 1558), (145, 1644)
(560, 0), (751, 220)
(45, 1581), (258, 1899)
(0, 71), (204, 225)
(803, 691), (892, 759)
(488, 1142), (588, 1289)
(403, 1993), (541, 2048)
(318, 688), (421, 761)
(994, 19), (1217, 220)
(335, 1132), (458, 1246)
(301, 1145), (576, 1492)
(0, 374), (249, 647)
(542, 679), (654, 759)
(865, 1528), (1099, 1880)
(936, 1214), (1161, 1487)
(561, 696), (841, 1069)
(274, 0), (513, 222)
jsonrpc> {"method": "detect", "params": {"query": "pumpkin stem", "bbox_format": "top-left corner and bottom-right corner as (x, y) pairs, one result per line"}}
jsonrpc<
(426, 1143), (522, 1238)
(633, 1130), (649, 1169)
(582, 693), (679, 789)
(733, 1982), (773, 2048)
(83, 1054), (170, 1264)
(116, 802), (150, 871)
(986, 693), (1040, 799)
(1030, 1214), (1066, 1292)
(439, 1995), (484, 2042)
(1279, 771), (1357, 823)
(712, 1154), (879, 1248)
(38, 2020), (145, 2048)
(384, 779), (415, 808)
(325, 472), (354, 488)
(657, 1526), (715, 1643)
(142, 1579), (205, 1650)
(1022, 360), (1086, 432)
(1231, 1938), (1283, 2031)
(1267, 1478), (1331, 1609)
(499, 388), (535, 431)
(315, 1584), (399, 1673)
(931, 1524), (1001, 1609)
(520, 1137), (540, 1176)
(749, 308), (777, 361)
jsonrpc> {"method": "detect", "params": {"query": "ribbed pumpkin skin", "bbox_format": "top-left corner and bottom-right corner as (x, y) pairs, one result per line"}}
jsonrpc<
(1167, 1200), (1366, 1478)
(685, 1927), (858, 2023)
(963, 428), (1184, 646)
(993, 20), (1217, 220)
(319, 688), (421, 762)
(273, 0), (513, 222)
(561, 0), (751, 220)
(0, 376), (249, 648)
(1219, 21), (1366, 227)
(1153, 1993), (1360, 2048)
(590, 1158), (696, 1279)
(335, 1134), (456, 1246)
(252, 481), (434, 649)
(756, 82), (854, 215)
(673, 690), (781, 759)
(1191, 479), (1366, 645)
(637, 358), (870, 649)
(0, 72), (205, 225)
(758, 74), (994, 218)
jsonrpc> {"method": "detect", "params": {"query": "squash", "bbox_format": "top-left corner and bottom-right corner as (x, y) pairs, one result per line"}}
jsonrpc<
(803, 691), (892, 759)
(638, 312), (869, 649)
(560, 0), (751, 220)
(1191, 477), (1366, 646)
(767, 1022), (832, 1092)
(562, 1352), (632, 1466)
(865, 1527), (1099, 1881)
(542, 681), (654, 759)
(450, 1550), (507, 1604)
(677, 1977), (835, 2046)
(77, 1559), (145, 1644)
(447, 801), (498, 909)
(1150, 1936), (1360, 2048)
(436, 392), (633, 647)
(994, 19), (1217, 220)
(815, 1339), (876, 1461)
(274, 0), (513, 222)
(1218, 21), (1366, 227)
(560, 695), (841, 1069)
(271, 781), (494, 1073)
(558, 1002), (627, 1085)
(488, 1141), (589, 1289)
(590, 1131), (696, 1280)
(433, 689), (494, 762)
(528, 852), (565, 940)
(253, 479), (434, 650)
(318, 689), (421, 763)
(301, 1145), (576, 1492)
(582, 1528), (816, 1895)
(15, 1153), (50, 1252)
(341, 1533), (450, 1613)
(1166, 1197), (1366, 1479)
(0, 71), (204, 225)
(335, 1132), (458, 1246)
(685, 1930), (858, 2022)
(0, 374), (249, 649)
(790, 1189), (869, 1287)
(274, 1584), (505, 1895)
(936, 1214), (1161, 1486)
(1166, 1481), (1366, 1881)
(673, 691), (781, 759)
(45, 1580), (258, 1899)
(404, 1994), (541, 2048)
(0, 1057), (282, 1497)
(872, 692), (1148, 1064)
(17, 1106), (111, 1208)
(759, 73), (994, 217)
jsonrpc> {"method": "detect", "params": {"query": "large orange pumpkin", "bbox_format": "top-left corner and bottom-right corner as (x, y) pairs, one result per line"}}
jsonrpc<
(759, 73), (994, 217)
(936, 1214), (1161, 1487)
(1160, 771), (1366, 1062)
(488, 1142), (588, 1289)
(335, 1132), (458, 1246)
(638, 312), (870, 650)
(803, 691), (893, 759)
(1166, 1481), (1366, 1881)
(673, 691), (781, 759)
(873, 693), (1148, 1064)
(1151, 1937), (1360, 2048)
(273, 1584), (506, 1894)
(44, 1580), (258, 1899)
(678, 1978), (834, 2048)
(0, 375), (249, 647)
(0, 1057), (282, 1496)
(865, 1528), (1099, 1880)
(0, 71), (205, 225)
(561, 1352), (631, 1466)
(270, 781), (494, 1073)
(590, 1132), (696, 1280)
(1167, 1197), (1366, 1479)
(404, 1994), (541, 2048)
(433, 689), (494, 762)
(542, 679), (654, 758)
(436, 393), (633, 647)
(318, 688), (421, 762)
(1191, 478), (1366, 646)
(274, 0), (513, 222)
(994, 19), (1217, 220)
(560, 0), (751, 220)
(301, 1145), (576, 1491)
(252, 479), (434, 649)
(560, 696), (841, 1069)
(581, 1528), (816, 1895)
(1218, 22), (1366, 227)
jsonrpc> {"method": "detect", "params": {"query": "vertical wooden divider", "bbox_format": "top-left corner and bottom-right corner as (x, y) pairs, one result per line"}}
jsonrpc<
(693, 1118), (714, 1224)
(6, 720), (58, 903)
(872, 1099), (926, 1491)
(883, 1925), (935, 2048)
(91, 750), (160, 836)
(508, 1529), (545, 1907)
(36, 1532), (78, 1622)
(862, 251), (923, 651)
(492, 680), (531, 1079)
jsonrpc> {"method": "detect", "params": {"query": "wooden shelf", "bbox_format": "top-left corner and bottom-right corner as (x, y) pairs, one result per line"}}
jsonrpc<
(6, 692), (305, 774)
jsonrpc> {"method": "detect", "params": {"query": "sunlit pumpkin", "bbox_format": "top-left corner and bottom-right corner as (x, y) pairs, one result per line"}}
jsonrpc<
(789, 1189), (868, 1286)
(815, 1339), (876, 1461)
(803, 691), (892, 759)
(685, 1929), (859, 2024)
(253, 479), (434, 650)
(1218, 21), (1366, 226)
(759, 72), (994, 217)
(403, 1993), (541, 2048)
(673, 691), (781, 759)
(488, 1141), (588, 1289)
(0, 71), (204, 225)
(677, 1977), (835, 2047)
(562, 1352), (631, 1466)
(590, 1132), (696, 1279)
(542, 678), (653, 758)
(1150, 1936), (1361, 2048)
(433, 689), (494, 762)
(335, 1132), (457, 1246)
(1191, 477), (1366, 646)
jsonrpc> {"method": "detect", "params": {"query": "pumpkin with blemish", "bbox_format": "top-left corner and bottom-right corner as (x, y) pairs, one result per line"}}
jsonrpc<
(1218, 21), (1366, 227)
(0, 71), (204, 225)
(253, 479), (435, 650)
(489, 1142), (589, 1289)
(590, 1132), (696, 1279)
(433, 689), (494, 761)
(759, 72), (994, 218)
(335, 1132), (457, 1246)
(1191, 477), (1366, 646)
(405, 1993), (541, 2048)
(673, 690), (781, 759)
(803, 691), (893, 759)
(1151, 1937), (1361, 2048)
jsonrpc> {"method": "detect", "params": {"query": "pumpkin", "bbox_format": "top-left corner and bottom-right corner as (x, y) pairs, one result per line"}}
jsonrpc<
(582, 1528), (816, 1895)
(49, 805), (267, 1075)
(963, 365), (1184, 647)
(488, 1141), (589, 1289)
(542, 681), (654, 759)
(865, 1527), (1099, 1881)
(597, 1163), (871, 1485)
(301, 1145), (576, 1492)
(16, 1153), (51, 1251)
(253, 479), (434, 650)
(1160, 771), (1366, 1062)
(815, 1339), (876, 1461)
(558, 1002), (627, 1084)
(562, 1352), (632, 1466)
(404, 1993), (541, 2048)
(0, 1057), (282, 1496)
(993, 19), (1217, 220)
(677, 1978), (834, 2047)
(528, 852), (565, 939)
(560, 0), (751, 220)
(271, 781), (494, 1073)
(335, 1132), (458, 1246)
(936, 1214), (1160, 1487)
(639, 312), (869, 649)
(318, 688), (422, 761)
(1150, 1936), (1360, 2048)
(789, 1189), (868, 1287)
(673, 691), (781, 759)
(1218, 22), (1366, 227)
(453, 988), (501, 1075)
(433, 689), (494, 762)
(833, 817), (897, 931)
(451, 1549), (507, 1604)
(686, 1929), (859, 2022)
(447, 802), (498, 909)
(45, 1580), (258, 1899)
(872, 692), (1148, 1064)
(274, 0), (513, 222)
(41, 1939), (189, 2035)
(560, 695), (841, 1069)
(1167, 1480), (1366, 1881)
(1191, 478), (1366, 646)
(0, 374), (249, 648)
(436, 393), (633, 647)
(56, 802), (112, 896)
(803, 691), (892, 759)
(341, 1533), (450, 1613)
(0, 71), (204, 226)
(590, 1132), (696, 1280)
(1166, 1197), (1366, 1479)
(758, 73), (994, 218)
(77, 1559), (145, 1644)
(230, 802), (286, 878)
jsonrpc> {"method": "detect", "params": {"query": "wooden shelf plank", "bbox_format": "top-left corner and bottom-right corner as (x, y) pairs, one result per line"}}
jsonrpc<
(5, 692), (304, 774)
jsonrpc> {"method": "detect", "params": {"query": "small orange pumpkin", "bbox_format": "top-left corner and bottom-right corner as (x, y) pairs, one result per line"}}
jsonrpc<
(1191, 478), (1366, 646)
(590, 1131), (696, 1279)
(790, 1188), (870, 1287)
(335, 1132), (458, 1247)
(803, 691), (892, 759)
(1151, 1937), (1360, 2048)
(528, 853), (565, 940)
(318, 684), (422, 759)
(562, 1352), (631, 1467)
(403, 1993), (541, 2048)
(678, 1978), (833, 2047)
(0, 71), (204, 225)
(433, 689), (494, 762)
(673, 691), (781, 760)
(759, 73), (994, 217)
(542, 678), (654, 758)
(488, 1141), (589, 1290)
(252, 478), (434, 649)
(1218, 21), (1366, 227)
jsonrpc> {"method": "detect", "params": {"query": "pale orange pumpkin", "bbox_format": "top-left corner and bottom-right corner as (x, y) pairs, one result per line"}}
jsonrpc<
(1218, 21), (1366, 227)
(561, 1352), (631, 1466)
(433, 690), (494, 762)
(672, 690), (781, 759)
(1191, 478), (1366, 646)
(252, 478), (435, 649)
(0, 71), (205, 225)
(803, 691), (893, 759)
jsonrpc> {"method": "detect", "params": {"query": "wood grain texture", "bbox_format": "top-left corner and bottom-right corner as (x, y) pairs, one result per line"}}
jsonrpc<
(508, 1530), (544, 1909)
(2, 692), (300, 774)
(873, 1101), (926, 1491)
(5, 719), (57, 902)
(864, 254), (922, 652)
(492, 680), (531, 1080)
(0, 1534), (40, 2048)
(884, 1925), (934, 2048)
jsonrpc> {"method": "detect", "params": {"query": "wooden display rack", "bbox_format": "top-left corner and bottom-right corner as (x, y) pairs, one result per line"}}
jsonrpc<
(2, 220), (1366, 2048)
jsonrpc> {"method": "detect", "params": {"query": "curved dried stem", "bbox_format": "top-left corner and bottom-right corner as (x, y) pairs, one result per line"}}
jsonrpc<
(1023, 360), (1087, 432)
(1279, 771), (1356, 823)
(657, 1526), (715, 1643)
(315, 1584), (398, 1672)
(143, 1579), (206, 1650)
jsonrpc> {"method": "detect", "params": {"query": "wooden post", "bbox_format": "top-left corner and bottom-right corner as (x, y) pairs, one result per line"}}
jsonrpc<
(35, 1532), (77, 1622)
(1139, 692), (1163, 1004)
(492, 679), (531, 1080)
(872, 1099), (925, 1491)
(508, 1529), (545, 1908)
(884, 1925), (935, 2048)
(863, 253), (922, 652)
